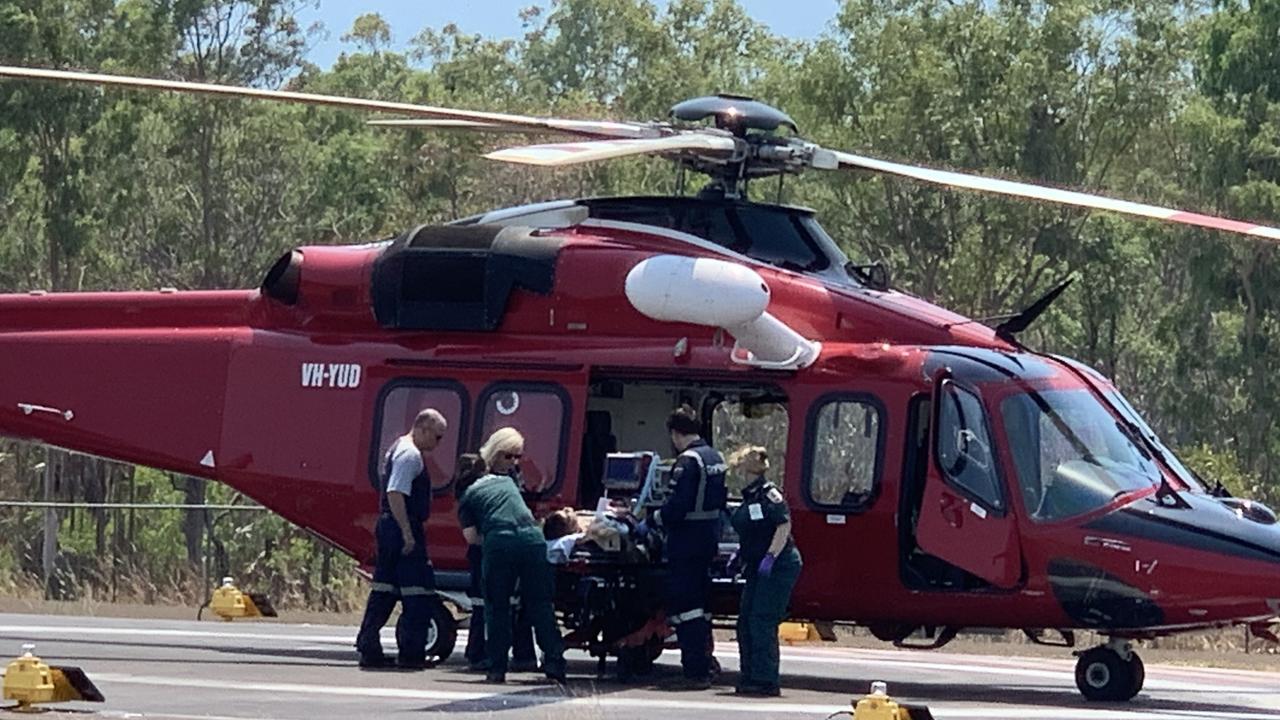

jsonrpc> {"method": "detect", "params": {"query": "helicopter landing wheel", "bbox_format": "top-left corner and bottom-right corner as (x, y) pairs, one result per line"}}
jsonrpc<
(1075, 644), (1143, 702)
(396, 597), (458, 664)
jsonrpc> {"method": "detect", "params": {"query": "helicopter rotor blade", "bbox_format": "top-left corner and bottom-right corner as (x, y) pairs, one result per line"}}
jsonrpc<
(0, 65), (660, 139)
(366, 118), (662, 138)
(831, 149), (1280, 242)
(368, 119), (549, 133)
(484, 134), (738, 167)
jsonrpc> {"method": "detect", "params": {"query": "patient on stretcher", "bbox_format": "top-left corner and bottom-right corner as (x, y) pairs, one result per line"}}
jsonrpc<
(543, 507), (586, 564)
(543, 503), (647, 563)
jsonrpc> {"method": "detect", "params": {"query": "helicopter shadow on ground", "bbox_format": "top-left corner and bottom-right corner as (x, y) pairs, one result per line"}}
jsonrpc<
(770, 670), (1280, 717)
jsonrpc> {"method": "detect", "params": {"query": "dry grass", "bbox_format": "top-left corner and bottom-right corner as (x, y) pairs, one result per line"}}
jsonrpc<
(0, 572), (368, 625)
(0, 595), (367, 625)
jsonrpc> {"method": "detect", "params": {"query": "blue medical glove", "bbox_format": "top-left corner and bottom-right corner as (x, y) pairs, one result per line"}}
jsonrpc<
(635, 519), (650, 538)
(758, 553), (776, 578)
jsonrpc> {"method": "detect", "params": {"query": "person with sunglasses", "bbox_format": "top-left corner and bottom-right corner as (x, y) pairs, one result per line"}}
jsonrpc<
(728, 445), (802, 697)
(459, 427), (567, 684)
(356, 408), (447, 670)
(457, 430), (537, 672)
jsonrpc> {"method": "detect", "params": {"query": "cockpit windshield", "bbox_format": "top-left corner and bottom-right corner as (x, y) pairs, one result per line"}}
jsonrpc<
(1102, 388), (1206, 493)
(1001, 388), (1161, 521)
(1051, 354), (1207, 493)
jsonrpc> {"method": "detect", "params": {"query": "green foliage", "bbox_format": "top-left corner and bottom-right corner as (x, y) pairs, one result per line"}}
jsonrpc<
(1180, 442), (1264, 501)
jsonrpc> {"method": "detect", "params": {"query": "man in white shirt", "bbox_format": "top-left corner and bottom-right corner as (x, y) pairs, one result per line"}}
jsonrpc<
(355, 408), (447, 670)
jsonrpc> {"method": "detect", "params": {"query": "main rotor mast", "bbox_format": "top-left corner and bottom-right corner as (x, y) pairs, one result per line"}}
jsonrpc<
(668, 94), (835, 199)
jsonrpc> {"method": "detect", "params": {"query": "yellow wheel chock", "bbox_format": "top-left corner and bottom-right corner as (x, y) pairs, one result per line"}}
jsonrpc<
(207, 576), (278, 621)
(3, 643), (104, 712)
(847, 681), (935, 720)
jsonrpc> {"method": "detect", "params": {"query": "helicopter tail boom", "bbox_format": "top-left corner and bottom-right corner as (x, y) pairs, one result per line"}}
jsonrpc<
(0, 290), (253, 477)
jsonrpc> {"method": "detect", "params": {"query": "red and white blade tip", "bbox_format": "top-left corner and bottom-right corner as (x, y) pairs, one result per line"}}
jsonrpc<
(834, 150), (1280, 242)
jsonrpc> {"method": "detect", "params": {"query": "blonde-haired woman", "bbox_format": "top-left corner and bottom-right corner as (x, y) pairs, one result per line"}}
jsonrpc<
(479, 426), (525, 474)
(729, 445), (801, 697)
(458, 428), (563, 683)
(475, 428), (538, 669)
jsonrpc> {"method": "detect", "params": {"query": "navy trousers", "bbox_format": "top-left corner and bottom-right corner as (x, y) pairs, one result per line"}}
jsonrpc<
(355, 515), (436, 664)
(666, 557), (713, 679)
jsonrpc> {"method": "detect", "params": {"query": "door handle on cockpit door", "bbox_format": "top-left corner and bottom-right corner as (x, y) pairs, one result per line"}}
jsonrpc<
(938, 492), (965, 529)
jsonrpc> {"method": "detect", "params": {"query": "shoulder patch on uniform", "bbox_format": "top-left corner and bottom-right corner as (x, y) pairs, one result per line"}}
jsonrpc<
(767, 487), (784, 504)
(672, 464), (685, 480)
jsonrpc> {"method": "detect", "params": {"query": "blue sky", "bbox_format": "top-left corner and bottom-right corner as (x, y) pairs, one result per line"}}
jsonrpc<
(295, 1), (841, 69)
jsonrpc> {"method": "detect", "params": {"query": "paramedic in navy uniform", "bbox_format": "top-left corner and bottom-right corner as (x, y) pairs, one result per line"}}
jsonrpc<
(355, 408), (447, 670)
(642, 406), (728, 690)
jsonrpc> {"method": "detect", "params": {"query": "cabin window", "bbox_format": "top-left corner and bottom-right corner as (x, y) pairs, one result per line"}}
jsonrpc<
(712, 400), (788, 497)
(476, 383), (569, 495)
(805, 395), (884, 510)
(935, 381), (1004, 511)
(373, 381), (468, 493)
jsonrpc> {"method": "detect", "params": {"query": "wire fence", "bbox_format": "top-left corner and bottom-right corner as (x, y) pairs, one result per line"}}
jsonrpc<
(0, 501), (269, 511)
(0, 491), (359, 612)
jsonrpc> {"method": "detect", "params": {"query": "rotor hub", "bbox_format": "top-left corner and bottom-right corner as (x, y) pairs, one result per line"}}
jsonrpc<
(670, 94), (798, 136)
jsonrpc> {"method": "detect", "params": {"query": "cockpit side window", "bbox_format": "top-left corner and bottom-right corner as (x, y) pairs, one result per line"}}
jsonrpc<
(935, 381), (1005, 511)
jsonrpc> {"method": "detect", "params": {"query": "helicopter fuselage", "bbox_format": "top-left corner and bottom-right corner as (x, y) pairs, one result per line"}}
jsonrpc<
(0, 196), (1275, 647)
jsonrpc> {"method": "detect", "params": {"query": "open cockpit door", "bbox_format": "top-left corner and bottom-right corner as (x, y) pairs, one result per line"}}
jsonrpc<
(916, 376), (1023, 589)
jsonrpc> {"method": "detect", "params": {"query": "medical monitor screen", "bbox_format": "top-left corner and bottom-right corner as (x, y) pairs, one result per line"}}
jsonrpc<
(603, 453), (646, 490)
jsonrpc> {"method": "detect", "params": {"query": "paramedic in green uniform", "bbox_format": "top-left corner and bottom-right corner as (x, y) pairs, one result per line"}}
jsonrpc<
(728, 446), (802, 697)
(458, 427), (567, 685)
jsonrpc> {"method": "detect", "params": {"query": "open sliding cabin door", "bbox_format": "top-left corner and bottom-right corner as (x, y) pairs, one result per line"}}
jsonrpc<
(915, 377), (1023, 589)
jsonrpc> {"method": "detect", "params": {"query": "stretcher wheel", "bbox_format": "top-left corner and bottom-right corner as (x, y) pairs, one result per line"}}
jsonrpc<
(616, 637), (663, 680)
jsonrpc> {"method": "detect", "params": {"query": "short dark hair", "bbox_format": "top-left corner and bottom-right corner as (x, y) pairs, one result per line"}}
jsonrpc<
(542, 507), (578, 541)
(453, 453), (487, 499)
(666, 405), (701, 436)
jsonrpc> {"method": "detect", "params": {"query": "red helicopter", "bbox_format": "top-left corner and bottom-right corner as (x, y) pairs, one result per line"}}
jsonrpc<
(2, 65), (1280, 703)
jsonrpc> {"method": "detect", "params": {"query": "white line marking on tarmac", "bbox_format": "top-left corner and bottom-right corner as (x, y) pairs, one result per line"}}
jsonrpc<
(96, 713), (302, 720)
(2, 623), (1273, 695)
(88, 673), (1280, 719)
(0, 624), (362, 645)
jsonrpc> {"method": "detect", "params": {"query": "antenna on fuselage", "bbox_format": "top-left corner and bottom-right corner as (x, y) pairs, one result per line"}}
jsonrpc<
(995, 275), (1076, 344)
